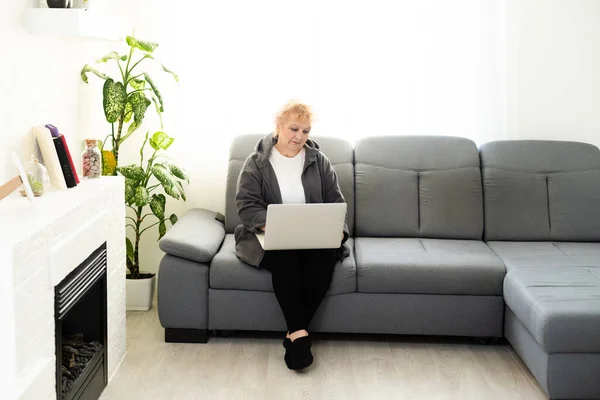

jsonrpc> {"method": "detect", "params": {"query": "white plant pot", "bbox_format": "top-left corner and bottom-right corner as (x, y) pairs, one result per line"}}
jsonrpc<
(126, 274), (156, 311)
(72, 0), (92, 9)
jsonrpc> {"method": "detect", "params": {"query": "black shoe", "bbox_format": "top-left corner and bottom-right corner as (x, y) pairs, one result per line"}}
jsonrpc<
(284, 336), (313, 370)
(283, 337), (292, 349)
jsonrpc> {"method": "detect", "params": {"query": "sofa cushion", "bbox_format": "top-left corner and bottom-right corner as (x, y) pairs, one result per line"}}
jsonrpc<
(487, 241), (600, 271)
(480, 140), (600, 241)
(158, 208), (226, 263)
(224, 134), (355, 234)
(504, 267), (600, 353)
(354, 136), (483, 240)
(355, 238), (505, 295)
(210, 235), (356, 295)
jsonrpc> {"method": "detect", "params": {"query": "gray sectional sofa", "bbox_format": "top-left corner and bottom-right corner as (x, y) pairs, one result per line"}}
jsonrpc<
(157, 134), (600, 400)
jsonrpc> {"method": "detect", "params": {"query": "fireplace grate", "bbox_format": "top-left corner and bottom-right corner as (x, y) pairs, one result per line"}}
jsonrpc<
(56, 247), (107, 319)
(55, 242), (108, 400)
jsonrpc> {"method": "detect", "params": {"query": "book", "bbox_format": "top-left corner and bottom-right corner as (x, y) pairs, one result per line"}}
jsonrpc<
(52, 135), (77, 188)
(59, 134), (80, 184)
(45, 123), (60, 138)
(33, 126), (67, 190)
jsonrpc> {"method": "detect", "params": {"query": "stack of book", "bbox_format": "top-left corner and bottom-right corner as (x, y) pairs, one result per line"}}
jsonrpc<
(33, 124), (80, 190)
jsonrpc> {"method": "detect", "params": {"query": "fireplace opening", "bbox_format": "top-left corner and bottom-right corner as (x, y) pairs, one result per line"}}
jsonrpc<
(55, 242), (108, 400)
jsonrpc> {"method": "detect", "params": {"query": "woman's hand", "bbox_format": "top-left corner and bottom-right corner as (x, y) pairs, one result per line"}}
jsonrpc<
(260, 225), (266, 232)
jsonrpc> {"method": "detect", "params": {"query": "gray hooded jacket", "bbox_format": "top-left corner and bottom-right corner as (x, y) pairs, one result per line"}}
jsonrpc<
(234, 134), (350, 267)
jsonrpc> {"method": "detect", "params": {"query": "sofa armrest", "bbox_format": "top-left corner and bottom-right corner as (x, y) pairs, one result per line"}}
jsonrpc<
(159, 208), (226, 263)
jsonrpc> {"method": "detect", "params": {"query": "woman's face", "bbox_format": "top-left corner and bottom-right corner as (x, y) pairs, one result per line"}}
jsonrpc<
(276, 117), (311, 155)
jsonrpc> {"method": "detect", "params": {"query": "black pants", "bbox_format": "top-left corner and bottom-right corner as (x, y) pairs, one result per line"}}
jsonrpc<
(260, 248), (337, 333)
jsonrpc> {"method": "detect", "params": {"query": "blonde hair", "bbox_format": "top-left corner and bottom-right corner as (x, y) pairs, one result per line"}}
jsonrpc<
(274, 100), (313, 136)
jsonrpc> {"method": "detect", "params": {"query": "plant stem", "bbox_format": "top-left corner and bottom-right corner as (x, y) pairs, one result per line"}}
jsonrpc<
(124, 45), (134, 82)
(127, 88), (152, 97)
(118, 59), (125, 82)
(143, 149), (159, 187)
(141, 212), (153, 221)
(128, 56), (148, 76)
(114, 117), (124, 164)
(133, 205), (143, 279)
(139, 219), (165, 236)
(125, 73), (144, 86)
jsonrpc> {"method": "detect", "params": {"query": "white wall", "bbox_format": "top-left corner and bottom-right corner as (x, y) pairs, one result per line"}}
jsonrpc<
(1, 0), (84, 185)
(0, 0), (135, 185)
(11, 1), (598, 276)
(120, 0), (509, 274)
(508, 0), (600, 147)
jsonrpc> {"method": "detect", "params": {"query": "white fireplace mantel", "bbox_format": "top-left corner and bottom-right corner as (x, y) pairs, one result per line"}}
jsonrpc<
(0, 177), (127, 400)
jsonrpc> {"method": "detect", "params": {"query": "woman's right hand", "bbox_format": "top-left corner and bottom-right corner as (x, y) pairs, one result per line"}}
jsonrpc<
(260, 225), (266, 232)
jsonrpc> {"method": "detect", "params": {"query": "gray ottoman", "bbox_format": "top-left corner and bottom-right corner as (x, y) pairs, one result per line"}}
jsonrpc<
(503, 267), (600, 400)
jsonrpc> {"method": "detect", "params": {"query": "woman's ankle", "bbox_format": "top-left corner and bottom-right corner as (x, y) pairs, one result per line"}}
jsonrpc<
(289, 329), (309, 342)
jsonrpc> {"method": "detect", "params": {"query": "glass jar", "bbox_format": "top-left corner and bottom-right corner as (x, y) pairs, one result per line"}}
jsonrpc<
(82, 139), (102, 179)
(20, 156), (50, 197)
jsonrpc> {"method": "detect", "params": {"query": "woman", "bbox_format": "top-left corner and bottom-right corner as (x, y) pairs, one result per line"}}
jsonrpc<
(234, 101), (350, 370)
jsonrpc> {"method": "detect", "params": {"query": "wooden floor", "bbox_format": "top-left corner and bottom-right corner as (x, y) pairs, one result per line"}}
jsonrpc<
(100, 305), (548, 400)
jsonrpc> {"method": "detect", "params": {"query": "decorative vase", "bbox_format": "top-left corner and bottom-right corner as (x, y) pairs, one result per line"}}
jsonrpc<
(19, 156), (50, 197)
(47, 0), (70, 8)
(126, 274), (156, 311)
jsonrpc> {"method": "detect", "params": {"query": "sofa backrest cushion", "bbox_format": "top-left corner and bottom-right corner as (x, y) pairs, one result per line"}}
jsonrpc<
(480, 140), (600, 241)
(354, 136), (483, 239)
(225, 134), (355, 234)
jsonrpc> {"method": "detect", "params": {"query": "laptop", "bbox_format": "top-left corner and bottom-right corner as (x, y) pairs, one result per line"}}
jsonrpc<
(255, 203), (347, 250)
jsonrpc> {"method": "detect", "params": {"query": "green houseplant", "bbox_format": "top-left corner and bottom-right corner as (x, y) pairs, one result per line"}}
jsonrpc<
(80, 33), (181, 310)
(117, 130), (188, 310)
(80, 33), (178, 175)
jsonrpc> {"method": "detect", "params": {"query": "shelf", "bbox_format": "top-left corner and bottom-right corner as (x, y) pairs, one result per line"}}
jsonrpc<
(25, 8), (127, 41)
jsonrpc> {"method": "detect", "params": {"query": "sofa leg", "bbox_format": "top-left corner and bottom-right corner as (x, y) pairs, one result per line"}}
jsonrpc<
(214, 329), (236, 338)
(488, 337), (501, 345)
(165, 328), (208, 343)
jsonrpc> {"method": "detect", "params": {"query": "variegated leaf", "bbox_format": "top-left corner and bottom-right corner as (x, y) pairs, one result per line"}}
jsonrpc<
(163, 183), (180, 200)
(142, 54), (179, 83)
(149, 194), (166, 219)
(167, 162), (189, 183)
(158, 220), (167, 240)
(118, 164), (145, 181)
(144, 73), (164, 112)
(97, 52), (127, 63)
(123, 101), (133, 123)
(80, 64), (108, 83)
(130, 92), (152, 124)
(103, 78), (127, 123)
(134, 186), (149, 207)
(129, 78), (146, 90)
(152, 164), (175, 188)
(125, 178), (137, 205)
(175, 181), (186, 201)
(149, 131), (174, 151)
(169, 214), (178, 225)
(126, 36), (159, 53)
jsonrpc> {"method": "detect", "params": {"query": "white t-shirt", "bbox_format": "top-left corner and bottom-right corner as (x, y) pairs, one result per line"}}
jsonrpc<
(270, 147), (306, 204)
